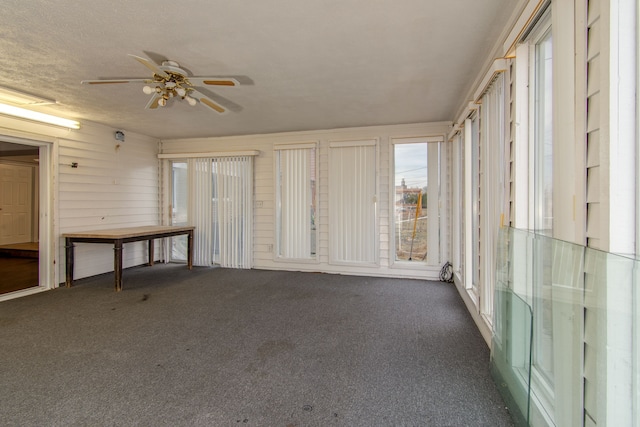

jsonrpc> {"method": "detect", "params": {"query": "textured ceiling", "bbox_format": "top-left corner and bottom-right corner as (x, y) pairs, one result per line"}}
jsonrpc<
(0, 0), (519, 139)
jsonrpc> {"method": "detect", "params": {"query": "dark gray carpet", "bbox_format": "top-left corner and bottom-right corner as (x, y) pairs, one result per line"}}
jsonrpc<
(0, 265), (513, 426)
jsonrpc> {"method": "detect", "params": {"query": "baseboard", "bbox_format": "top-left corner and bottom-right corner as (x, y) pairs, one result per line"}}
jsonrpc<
(453, 275), (492, 348)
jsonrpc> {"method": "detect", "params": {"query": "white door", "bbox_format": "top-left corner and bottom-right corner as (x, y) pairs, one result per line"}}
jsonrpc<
(0, 163), (33, 245)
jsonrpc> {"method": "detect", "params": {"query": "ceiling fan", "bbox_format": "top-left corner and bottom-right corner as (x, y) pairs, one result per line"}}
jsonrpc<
(81, 54), (244, 114)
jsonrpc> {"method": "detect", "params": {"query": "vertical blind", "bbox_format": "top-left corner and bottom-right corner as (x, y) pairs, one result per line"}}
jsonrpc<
(480, 73), (506, 322)
(188, 156), (253, 269)
(214, 156), (253, 268)
(191, 158), (214, 266)
(275, 145), (315, 259)
(329, 140), (377, 264)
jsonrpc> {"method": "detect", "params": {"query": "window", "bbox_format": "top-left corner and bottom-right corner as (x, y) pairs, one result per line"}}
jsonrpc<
(451, 133), (463, 279)
(635, 8), (640, 424)
(329, 140), (377, 265)
(531, 15), (554, 391)
(394, 142), (428, 262)
(392, 137), (443, 266)
(463, 111), (479, 297)
(480, 72), (506, 324)
(534, 27), (553, 235)
(275, 143), (317, 260)
(470, 113), (481, 296)
(516, 7), (556, 419)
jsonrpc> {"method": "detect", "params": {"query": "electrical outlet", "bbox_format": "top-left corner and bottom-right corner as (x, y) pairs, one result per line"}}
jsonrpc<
(267, 244), (273, 253)
(256, 200), (264, 208)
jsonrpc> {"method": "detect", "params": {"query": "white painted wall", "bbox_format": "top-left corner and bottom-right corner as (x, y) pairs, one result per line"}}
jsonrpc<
(0, 116), (160, 288)
(57, 123), (160, 281)
(161, 122), (451, 281)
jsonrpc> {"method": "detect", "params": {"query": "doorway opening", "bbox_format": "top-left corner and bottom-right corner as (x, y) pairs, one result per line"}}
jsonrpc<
(0, 139), (50, 295)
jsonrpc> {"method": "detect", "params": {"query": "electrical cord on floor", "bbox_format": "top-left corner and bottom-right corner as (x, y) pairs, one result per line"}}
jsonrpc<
(439, 261), (454, 283)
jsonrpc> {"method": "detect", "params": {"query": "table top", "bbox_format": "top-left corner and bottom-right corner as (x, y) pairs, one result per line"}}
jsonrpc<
(62, 225), (195, 239)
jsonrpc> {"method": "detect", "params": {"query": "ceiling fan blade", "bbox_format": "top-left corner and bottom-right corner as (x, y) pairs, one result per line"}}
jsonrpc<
(200, 98), (226, 113)
(129, 54), (169, 79)
(193, 86), (243, 113)
(142, 51), (169, 67)
(190, 89), (226, 114)
(145, 94), (162, 109)
(81, 79), (154, 85)
(143, 51), (195, 76)
(189, 77), (240, 87)
(217, 75), (254, 85)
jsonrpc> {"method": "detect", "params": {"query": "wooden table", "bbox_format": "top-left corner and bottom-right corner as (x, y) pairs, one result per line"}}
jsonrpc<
(63, 225), (195, 291)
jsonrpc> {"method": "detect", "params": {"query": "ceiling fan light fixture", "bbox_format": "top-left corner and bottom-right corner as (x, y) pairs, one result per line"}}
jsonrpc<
(83, 53), (245, 114)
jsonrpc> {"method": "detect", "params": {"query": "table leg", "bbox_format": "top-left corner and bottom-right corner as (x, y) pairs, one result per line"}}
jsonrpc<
(187, 230), (193, 270)
(148, 239), (154, 266)
(65, 237), (74, 287)
(114, 240), (123, 292)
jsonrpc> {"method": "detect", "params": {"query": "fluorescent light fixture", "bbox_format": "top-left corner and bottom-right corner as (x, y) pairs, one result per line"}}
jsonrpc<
(0, 103), (80, 129)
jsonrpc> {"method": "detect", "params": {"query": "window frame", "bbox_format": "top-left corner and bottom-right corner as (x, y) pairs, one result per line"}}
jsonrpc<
(169, 160), (189, 263)
(451, 133), (464, 280)
(531, 24), (554, 236)
(469, 112), (481, 298)
(519, 7), (557, 422)
(389, 136), (444, 269)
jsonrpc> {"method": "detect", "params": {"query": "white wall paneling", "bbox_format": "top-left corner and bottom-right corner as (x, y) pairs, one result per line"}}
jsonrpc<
(0, 117), (161, 289)
(57, 125), (160, 282)
(161, 122), (451, 280)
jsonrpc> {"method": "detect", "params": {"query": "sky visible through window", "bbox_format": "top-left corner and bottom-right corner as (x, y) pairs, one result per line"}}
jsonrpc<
(395, 143), (428, 189)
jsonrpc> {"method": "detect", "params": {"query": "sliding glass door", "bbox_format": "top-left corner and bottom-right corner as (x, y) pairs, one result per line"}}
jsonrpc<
(170, 161), (189, 262)
(169, 156), (253, 268)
